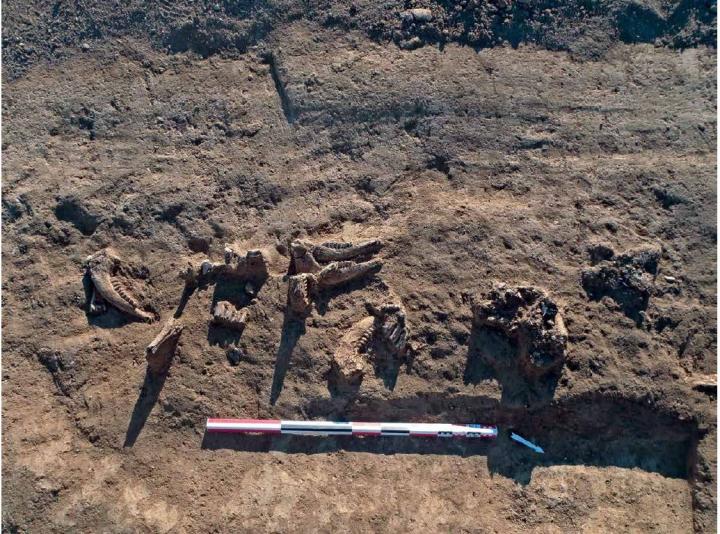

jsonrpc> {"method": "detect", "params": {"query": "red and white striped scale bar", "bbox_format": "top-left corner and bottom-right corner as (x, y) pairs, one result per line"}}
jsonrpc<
(206, 419), (498, 439)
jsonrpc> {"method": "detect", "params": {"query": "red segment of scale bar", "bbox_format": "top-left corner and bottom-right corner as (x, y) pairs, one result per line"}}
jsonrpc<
(351, 422), (382, 436)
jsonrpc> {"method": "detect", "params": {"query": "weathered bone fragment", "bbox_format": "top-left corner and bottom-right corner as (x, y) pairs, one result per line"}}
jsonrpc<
(85, 249), (156, 322)
(331, 300), (410, 387)
(289, 240), (323, 274)
(315, 259), (383, 288)
(224, 247), (269, 279)
(367, 302), (409, 356)
(332, 316), (375, 385)
(287, 273), (315, 315)
(469, 283), (567, 378)
(183, 248), (269, 287)
(146, 318), (184, 375)
(286, 260), (382, 316)
(211, 301), (249, 331)
(88, 288), (106, 315)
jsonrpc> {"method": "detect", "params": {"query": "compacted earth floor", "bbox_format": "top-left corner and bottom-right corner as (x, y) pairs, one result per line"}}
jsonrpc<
(2, 1), (717, 532)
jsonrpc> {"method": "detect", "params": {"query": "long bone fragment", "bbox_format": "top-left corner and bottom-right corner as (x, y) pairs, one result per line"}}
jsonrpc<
(146, 318), (184, 375)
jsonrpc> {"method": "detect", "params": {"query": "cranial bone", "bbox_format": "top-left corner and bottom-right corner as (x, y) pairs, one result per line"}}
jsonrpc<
(332, 316), (376, 384)
(289, 240), (323, 274)
(315, 259), (383, 288)
(287, 273), (315, 315)
(290, 238), (383, 274)
(312, 239), (383, 262)
(285, 260), (383, 316)
(366, 301), (409, 355)
(225, 247), (269, 279)
(85, 249), (156, 322)
(183, 248), (269, 286)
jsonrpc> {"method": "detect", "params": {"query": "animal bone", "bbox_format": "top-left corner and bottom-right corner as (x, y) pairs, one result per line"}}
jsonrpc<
(332, 316), (375, 385)
(367, 302), (409, 355)
(146, 318), (184, 375)
(286, 260), (382, 315)
(182, 248), (269, 287)
(224, 247), (268, 279)
(315, 259), (382, 288)
(85, 249), (156, 322)
(469, 283), (567, 378)
(211, 301), (249, 331)
(290, 238), (383, 273)
(312, 239), (383, 263)
(88, 288), (106, 315)
(331, 299), (410, 388)
(289, 240), (323, 274)
(287, 273), (315, 315)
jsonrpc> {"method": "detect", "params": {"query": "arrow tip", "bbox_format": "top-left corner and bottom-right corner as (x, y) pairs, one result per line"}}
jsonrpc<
(510, 432), (544, 454)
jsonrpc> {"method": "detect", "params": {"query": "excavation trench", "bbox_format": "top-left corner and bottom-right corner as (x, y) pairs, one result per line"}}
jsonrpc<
(202, 391), (700, 484)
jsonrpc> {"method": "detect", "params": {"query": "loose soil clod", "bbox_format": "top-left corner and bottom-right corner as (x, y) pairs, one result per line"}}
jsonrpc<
(582, 246), (661, 325)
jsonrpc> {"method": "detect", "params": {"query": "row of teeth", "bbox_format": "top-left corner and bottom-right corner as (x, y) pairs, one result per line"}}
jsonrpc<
(111, 277), (140, 308)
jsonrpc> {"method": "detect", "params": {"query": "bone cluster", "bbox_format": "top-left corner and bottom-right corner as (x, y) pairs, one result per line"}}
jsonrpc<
(83, 238), (394, 380)
(83, 241), (569, 392)
(331, 301), (410, 387)
(286, 239), (384, 315)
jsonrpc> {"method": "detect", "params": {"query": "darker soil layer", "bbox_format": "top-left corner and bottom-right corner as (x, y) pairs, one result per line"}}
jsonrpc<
(3, 0), (717, 80)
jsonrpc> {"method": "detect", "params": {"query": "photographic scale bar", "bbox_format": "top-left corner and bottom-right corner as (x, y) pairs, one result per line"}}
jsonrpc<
(206, 419), (498, 439)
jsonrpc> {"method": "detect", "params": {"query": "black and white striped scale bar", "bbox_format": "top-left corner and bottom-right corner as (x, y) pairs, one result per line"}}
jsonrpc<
(206, 419), (498, 439)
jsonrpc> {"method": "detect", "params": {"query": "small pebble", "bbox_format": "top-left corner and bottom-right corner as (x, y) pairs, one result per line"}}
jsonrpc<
(664, 276), (677, 283)
(408, 8), (433, 22)
(400, 36), (423, 50)
(227, 347), (243, 366)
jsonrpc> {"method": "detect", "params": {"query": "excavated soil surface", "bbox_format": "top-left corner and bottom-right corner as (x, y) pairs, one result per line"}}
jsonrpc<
(2, 1), (717, 532)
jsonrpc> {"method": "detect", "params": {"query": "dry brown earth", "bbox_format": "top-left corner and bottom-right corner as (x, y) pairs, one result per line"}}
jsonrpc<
(2, 2), (717, 532)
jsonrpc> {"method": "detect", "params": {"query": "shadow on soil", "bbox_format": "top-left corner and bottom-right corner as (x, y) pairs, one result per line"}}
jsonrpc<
(202, 391), (699, 485)
(464, 323), (561, 408)
(123, 370), (167, 447)
(207, 275), (266, 348)
(173, 283), (196, 318)
(313, 275), (382, 316)
(269, 310), (306, 405)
